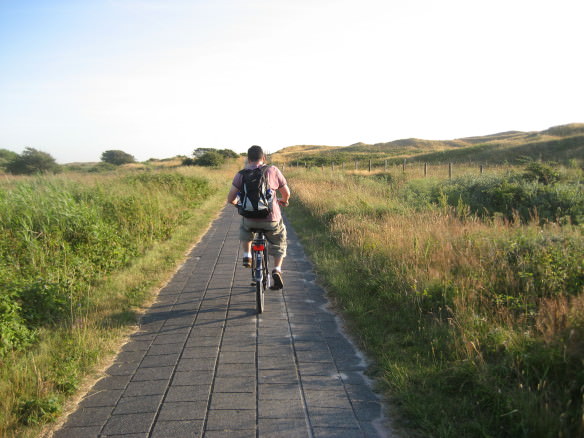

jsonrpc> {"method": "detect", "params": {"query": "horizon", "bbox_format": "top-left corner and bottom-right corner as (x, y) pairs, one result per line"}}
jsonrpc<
(3, 121), (581, 165)
(1, 0), (583, 163)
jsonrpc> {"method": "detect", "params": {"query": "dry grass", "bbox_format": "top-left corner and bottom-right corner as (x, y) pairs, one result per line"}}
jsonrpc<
(285, 166), (583, 437)
(271, 123), (584, 168)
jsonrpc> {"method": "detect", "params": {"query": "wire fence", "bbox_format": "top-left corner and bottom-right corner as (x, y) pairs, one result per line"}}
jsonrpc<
(270, 159), (511, 180)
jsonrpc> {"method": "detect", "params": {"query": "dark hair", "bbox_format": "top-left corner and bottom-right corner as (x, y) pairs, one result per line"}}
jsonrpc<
(247, 145), (264, 162)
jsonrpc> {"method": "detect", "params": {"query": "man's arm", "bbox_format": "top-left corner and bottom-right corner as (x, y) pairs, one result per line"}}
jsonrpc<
(277, 184), (290, 206)
(227, 185), (239, 205)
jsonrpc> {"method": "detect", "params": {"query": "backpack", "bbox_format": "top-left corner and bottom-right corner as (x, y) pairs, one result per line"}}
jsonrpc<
(237, 165), (273, 219)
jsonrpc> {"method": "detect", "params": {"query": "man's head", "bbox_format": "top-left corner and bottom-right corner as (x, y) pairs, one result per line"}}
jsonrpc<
(247, 145), (264, 163)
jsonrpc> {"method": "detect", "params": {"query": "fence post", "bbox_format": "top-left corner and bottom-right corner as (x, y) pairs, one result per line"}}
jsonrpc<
(369, 159), (372, 172)
(448, 162), (453, 179)
(321, 164), (324, 172)
(479, 164), (483, 174)
(424, 162), (427, 177)
(384, 160), (387, 172)
(332, 162), (335, 171)
(342, 162), (345, 171)
(355, 160), (358, 170)
(402, 159), (406, 173)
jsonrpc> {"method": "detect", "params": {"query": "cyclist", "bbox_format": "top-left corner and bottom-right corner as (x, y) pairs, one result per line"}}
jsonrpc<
(227, 145), (290, 290)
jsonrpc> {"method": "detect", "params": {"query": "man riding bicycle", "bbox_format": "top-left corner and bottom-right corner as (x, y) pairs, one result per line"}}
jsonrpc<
(227, 145), (290, 290)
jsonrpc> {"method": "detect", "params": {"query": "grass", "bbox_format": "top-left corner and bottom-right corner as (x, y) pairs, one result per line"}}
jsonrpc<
(0, 162), (238, 437)
(284, 164), (584, 437)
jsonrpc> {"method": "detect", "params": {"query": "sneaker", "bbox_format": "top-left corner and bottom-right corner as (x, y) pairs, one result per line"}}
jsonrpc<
(243, 256), (251, 268)
(270, 270), (284, 290)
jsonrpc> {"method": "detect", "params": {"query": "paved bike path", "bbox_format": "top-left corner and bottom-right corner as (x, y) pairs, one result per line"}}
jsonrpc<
(54, 206), (395, 438)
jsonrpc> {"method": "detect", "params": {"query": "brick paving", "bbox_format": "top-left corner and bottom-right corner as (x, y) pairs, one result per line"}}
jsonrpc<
(53, 207), (395, 438)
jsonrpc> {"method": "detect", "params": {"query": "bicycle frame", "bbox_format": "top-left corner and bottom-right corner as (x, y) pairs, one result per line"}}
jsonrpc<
(252, 237), (265, 283)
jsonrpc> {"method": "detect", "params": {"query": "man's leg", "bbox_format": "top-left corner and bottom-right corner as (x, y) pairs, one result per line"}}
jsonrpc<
(241, 241), (252, 267)
(264, 220), (287, 290)
(240, 219), (254, 267)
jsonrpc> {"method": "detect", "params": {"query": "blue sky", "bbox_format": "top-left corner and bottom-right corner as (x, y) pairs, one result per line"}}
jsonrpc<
(1, 0), (582, 163)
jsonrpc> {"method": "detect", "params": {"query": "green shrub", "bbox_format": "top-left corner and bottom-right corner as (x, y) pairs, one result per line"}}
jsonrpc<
(217, 148), (239, 159)
(101, 150), (135, 165)
(0, 172), (212, 357)
(18, 281), (69, 327)
(16, 397), (61, 426)
(423, 172), (583, 224)
(522, 161), (561, 185)
(501, 232), (584, 299)
(194, 151), (225, 167)
(0, 290), (34, 356)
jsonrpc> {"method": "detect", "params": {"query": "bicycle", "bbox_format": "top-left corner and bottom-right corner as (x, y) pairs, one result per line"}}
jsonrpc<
(249, 229), (270, 313)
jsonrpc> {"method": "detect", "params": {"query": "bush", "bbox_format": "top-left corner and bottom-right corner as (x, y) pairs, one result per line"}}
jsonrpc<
(0, 173), (212, 357)
(101, 150), (135, 165)
(18, 281), (69, 327)
(182, 157), (196, 166)
(194, 151), (225, 167)
(424, 170), (583, 224)
(522, 161), (561, 185)
(0, 290), (34, 356)
(217, 148), (239, 159)
(187, 148), (239, 167)
(16, 396), (60, 426)
(5, 148), (61, 175)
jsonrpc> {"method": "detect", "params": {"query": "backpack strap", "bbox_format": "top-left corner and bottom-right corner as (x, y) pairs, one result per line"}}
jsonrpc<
(260, 164), (271, 173)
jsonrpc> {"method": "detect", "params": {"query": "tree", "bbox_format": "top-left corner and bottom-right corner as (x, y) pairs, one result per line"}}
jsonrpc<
(0, 149), (18, 171)
(5, 148), (61, 175)
(101, 150), (135, 166)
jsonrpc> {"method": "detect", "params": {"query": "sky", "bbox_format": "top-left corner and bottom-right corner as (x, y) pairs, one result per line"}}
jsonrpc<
(0, 0), (583, 163)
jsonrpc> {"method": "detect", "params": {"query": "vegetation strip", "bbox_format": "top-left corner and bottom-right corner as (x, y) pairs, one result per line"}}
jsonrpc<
(0, 165), (235, 437)
(284, 164), (583, 438)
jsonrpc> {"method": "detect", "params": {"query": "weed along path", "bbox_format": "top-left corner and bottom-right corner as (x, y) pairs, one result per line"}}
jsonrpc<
(53, 206), (395, 438)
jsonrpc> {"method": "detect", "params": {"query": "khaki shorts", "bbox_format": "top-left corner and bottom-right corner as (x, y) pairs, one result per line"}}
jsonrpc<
(240, 218), (287, 258)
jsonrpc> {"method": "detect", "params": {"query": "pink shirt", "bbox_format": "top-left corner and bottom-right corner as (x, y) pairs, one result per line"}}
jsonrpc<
(232, 164), (287, 222)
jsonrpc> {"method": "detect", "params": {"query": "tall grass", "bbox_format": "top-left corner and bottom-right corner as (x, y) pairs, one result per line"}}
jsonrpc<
(286, 164), (584, 437)
(0, 172), (210, 353)
(0, 164), (235, 436)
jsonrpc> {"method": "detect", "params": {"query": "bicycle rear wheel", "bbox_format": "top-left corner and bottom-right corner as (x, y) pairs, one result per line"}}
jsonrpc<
(256, 278), (264, 314)
(254, 248), (265, 314)
(257, 248), (270, 313)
